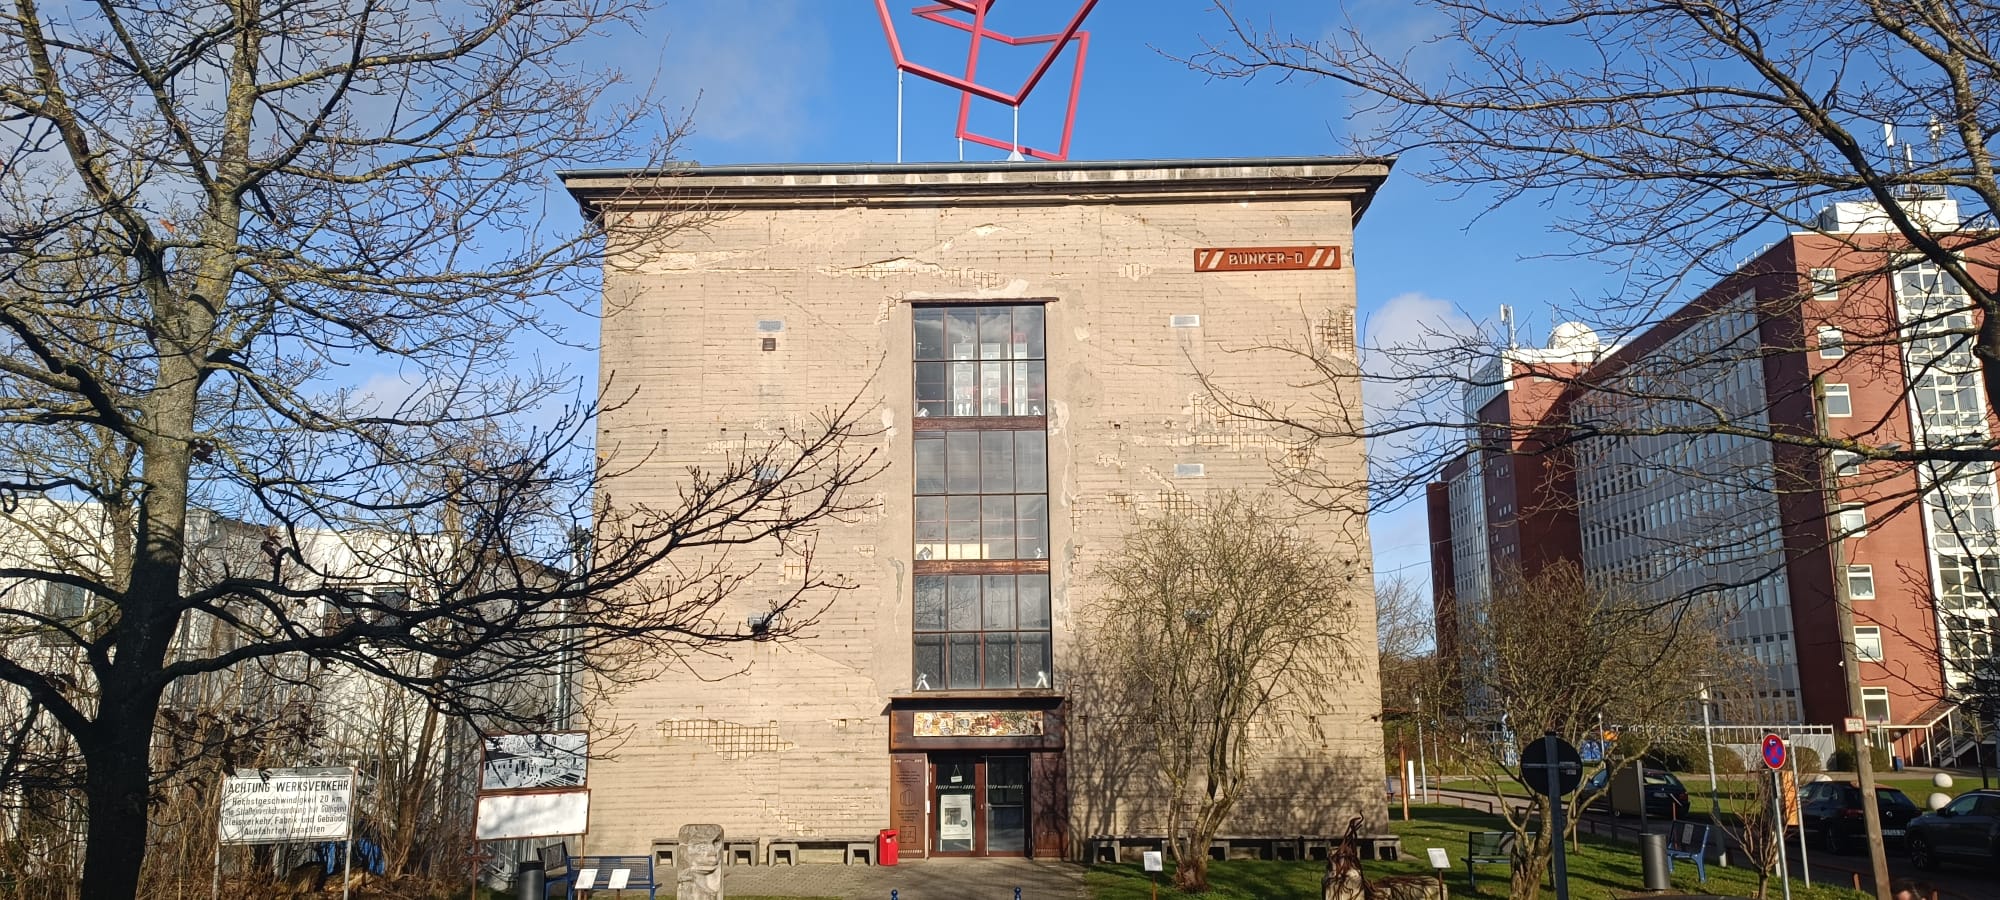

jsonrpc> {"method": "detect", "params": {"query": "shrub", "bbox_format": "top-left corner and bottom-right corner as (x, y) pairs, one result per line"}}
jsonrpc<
(1792, 746), (1822, 773)
(1829, 745), (1891, 772)
(1710, 746), (1746, 775)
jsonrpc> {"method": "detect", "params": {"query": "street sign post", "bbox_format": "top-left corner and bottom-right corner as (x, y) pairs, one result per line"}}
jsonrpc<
(1762, 734), (1793, 900)
(1520, 733), (1580, 900)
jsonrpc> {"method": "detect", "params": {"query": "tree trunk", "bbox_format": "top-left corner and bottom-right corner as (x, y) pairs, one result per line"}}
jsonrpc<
(1172, 849), (1210, 892)
(78, 690), (162, 900)
(1509, 848), (1548, 900)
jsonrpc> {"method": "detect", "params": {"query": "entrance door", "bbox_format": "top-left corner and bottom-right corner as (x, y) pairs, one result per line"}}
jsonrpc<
(930, 753), (1029, 856)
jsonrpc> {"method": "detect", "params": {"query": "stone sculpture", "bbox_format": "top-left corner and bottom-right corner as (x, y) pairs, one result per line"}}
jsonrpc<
(676, 823), (724, 900)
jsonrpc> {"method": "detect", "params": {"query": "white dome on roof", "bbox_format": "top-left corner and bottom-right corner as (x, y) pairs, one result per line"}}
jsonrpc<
(1546, 321), (1601, 351)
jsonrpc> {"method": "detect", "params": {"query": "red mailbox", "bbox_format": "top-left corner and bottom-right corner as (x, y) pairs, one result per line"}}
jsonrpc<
(878, 828), (899, 866)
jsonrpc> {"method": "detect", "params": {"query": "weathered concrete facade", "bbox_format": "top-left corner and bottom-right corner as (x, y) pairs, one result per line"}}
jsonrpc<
(565, 158), (1390, 859)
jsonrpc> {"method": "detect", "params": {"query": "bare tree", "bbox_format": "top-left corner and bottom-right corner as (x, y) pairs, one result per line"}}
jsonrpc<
(0, 0), (881, 896)
(1086, 493), (1365, 893)
(1419, 562), (1726, 900)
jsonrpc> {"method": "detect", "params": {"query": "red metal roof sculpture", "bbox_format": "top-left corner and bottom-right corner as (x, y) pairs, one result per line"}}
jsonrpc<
(874, 0), (1098, 161)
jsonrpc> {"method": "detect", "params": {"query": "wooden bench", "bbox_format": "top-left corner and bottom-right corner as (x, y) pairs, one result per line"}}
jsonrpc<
(1465, 830), (1528, 891)
(1210, 835), (1304, 861)
(1665, 822), (1710, 883)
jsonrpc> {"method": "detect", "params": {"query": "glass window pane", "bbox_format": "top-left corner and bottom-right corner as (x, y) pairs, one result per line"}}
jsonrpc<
(916, 362), (949, 418)
(915, 497), (947, 560)
(948, 575), (981, 631)
(1018, 575), (1051, 628)
(947, 309), (978, 360)
(949, 634), (980, 688)
(914, 634), (944, 690)
(980, 308), (1012, 359)
(1015, 432), (1046, 493)
(1015, 306), (1044, 359)
(982, 496), (1017, 559)
(915, 435), (946, 494)
(948, 496), (982, 559)
(914, 576), (947, 631)
(981, 431), (1016, 493)
(950, 362), (977, 416)
(946, 432), (980, 493)
(980, 362), (1006, 415)
(1019, 633), (1051, 689)
(984, 634), (1017, 688)
(983, 575), (1016, 630)
(1017, 496), (1049, 560)
(1021, 361), (1046, 413)
(914, 308), (945, 360)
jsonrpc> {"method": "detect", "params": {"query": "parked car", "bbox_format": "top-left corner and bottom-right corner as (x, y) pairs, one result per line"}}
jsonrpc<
(1581, 767), (1691, 819)
(1798, 781), (1920, 853)
(1907, 789), (2000, 869)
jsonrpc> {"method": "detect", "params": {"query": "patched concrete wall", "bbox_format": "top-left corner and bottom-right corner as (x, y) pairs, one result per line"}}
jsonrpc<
(577, 161), (1388, 855)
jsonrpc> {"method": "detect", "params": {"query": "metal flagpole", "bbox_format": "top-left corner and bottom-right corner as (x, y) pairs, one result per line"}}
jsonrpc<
(342, 767), (357, 900)
(896, 70), (904, 163)
(1789, 737), (1810, 885)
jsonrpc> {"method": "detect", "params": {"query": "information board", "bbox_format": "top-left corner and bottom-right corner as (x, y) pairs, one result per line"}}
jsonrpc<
(480, 732), (587, 791)
(474, 790), (590, 841)
(218, 768), (355, 845)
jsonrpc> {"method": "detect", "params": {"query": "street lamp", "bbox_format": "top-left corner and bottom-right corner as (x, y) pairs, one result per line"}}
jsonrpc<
(1698, 682), (1720, 817)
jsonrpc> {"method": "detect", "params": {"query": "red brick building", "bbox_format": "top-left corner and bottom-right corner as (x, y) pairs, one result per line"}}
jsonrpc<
(1430, 197), (2000, 763)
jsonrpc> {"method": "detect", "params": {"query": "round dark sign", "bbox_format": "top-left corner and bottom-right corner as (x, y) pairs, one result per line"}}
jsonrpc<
(1761, 733), (1787, 770)
(1521, 733), (1583, 797)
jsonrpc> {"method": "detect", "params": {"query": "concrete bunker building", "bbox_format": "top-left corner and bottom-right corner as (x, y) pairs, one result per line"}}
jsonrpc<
(562, 157), (1390, 859)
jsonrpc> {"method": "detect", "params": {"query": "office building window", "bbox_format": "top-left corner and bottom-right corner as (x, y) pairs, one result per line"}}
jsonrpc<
(1831, 450), (1861, 478)
(1861, 686), (1891, 723)
(1837, 504), (1867, 536)
(914, 306), (1046, 417)
(913, 574), (1053, 690)
(913, 303), (1052, 691)
(1823, 383), (1853, 417)
(1854, 626), (1883, 662)
(1811, 267), (1839, 302)
(1817, 326), (1845, 359)
(1846, 565), (1875, 599)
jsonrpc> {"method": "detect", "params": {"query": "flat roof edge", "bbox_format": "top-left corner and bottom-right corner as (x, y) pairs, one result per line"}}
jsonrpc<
(558, 155), (1395, 181)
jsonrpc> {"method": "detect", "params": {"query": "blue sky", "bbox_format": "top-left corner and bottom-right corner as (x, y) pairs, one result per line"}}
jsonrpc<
(590, 0), (1639, 593)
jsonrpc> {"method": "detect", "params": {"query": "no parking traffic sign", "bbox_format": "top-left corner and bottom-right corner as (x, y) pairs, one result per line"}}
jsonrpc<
(1761, 733), (1787, 770)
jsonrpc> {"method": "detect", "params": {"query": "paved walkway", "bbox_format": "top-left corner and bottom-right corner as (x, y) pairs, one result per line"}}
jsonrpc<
(720, 857), (1089, 900)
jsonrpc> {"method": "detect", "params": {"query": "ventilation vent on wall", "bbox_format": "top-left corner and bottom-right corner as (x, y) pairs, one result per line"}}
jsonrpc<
(1175, 463), (1206, 478)
(1170, 314), (1201, 328)
(760, 337), (778, 351)
(757, 319), (785, 333)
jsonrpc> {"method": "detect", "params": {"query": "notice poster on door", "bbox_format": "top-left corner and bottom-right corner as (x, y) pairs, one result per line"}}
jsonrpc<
(939, 793), (974, 842)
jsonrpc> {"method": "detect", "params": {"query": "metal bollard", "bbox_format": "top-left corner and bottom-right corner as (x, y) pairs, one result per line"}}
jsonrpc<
(1639, 830), (1670, 891)
(516, 859), (545, 900)
(890, 891), (898, 900)
(1015, 889), (1022, 900)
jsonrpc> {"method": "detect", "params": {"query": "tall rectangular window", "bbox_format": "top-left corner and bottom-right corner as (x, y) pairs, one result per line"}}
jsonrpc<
(1846, 564), (1875, 599)
(1810, 267), (1839, 302)
(1861, 686), (1891, 723)
(1823, 383), (1853, 417)
(1837, 504), (1868, 536)
(1817, 326), (1845, 359)
(913, 303), (1052, 691)
(1854, 625), (1883, 662)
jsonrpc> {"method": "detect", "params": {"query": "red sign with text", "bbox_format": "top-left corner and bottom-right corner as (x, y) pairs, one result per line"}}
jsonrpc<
(1194, 246), (1342, 272)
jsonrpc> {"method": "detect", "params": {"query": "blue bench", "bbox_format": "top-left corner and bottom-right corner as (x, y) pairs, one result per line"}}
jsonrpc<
(540, 844), (658, 899)
(1665, 821), (1710, 883)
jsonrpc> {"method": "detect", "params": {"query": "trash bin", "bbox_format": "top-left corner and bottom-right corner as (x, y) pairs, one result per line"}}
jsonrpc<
(516, 859), (545, 900)
(879, 828), (899, 866)
(1639, 830), (1670, 891)
(1892, 754), (1904, 772)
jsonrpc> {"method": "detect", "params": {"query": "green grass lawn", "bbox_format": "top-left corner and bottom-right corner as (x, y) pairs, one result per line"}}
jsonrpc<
(1084, 805), (1869, 900)
(1438, 770), (1991, 809)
